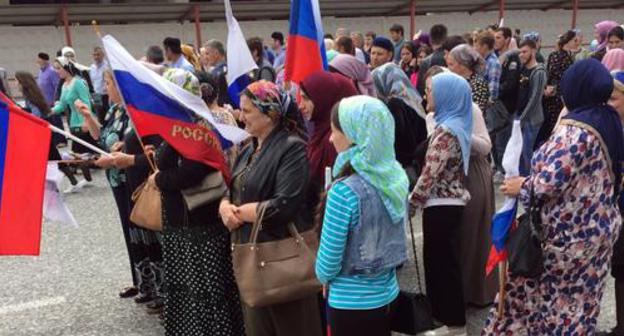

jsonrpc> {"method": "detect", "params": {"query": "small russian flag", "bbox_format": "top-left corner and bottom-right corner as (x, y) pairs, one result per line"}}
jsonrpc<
(224, 0), (257, 108)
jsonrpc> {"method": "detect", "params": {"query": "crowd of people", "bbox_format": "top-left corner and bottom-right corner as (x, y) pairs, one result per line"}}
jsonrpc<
(4, 17), (624, 336)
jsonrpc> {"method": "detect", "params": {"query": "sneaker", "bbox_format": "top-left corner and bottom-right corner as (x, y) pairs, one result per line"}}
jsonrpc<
(493, 171), (505, 184)
(63, 179), (87, 194)
(417, 326), (449, 336)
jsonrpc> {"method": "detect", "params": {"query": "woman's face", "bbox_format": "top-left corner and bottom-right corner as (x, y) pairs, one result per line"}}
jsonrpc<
(400, 48), (413, 64)
(239, 95), (275, 138)
(417, 51), (428, 66)
(329, 121), (352, 153)
(609, 89), (624, 121)
(53, 62), (69, 79)
(446, 56), (471, 77)
(298, 90), (315, 121)
(105, 74), (122, 105)
(425, 77), (435, 113)
(608, 35), (623, 50)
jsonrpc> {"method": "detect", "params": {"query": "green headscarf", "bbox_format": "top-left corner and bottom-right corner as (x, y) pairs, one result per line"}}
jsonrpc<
(333, 95), (409, 223)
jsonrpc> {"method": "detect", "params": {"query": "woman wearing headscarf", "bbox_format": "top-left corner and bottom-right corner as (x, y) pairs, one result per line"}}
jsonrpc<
(372, 62), (427, 186)
(299, 70), (357, 211)
(147, 68), (245, 336)
(447, 44), (490, 113)
(424, 65), (498, 307)
(315, 96), (409, 336)
(219, 80), (322, 336)
(483, 59), (624, 335)
(592, 20), (620, 61)
(329, 53), (377, 97)
(410, 72), (473, 335)
(539, 30), (576, 146)
(597, 70), (624, 336)
(51, 56), (97, 192)
(603, 48), (624, 71)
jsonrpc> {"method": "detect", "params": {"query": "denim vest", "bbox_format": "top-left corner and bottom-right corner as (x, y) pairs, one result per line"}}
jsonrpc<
(339, 174), (408, 275)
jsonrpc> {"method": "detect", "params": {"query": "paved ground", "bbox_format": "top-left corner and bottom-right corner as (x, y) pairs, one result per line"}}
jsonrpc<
(0, 170), (617, 336)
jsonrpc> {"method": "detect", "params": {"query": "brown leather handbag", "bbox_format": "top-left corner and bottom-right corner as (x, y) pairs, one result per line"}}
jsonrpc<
(130, 181), (162, 231)
(232, 206), (321, 308)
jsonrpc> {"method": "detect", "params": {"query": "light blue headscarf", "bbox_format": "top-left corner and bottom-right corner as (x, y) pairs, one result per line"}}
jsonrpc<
(431, 72), (473, 174)
(333, 96), (409, 223)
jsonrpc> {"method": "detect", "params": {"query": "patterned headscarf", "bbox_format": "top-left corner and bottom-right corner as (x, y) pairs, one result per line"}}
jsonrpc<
(243, 80), (307, 138)
(333, 95), (409, 223)
(163, 68), (200, 97)
(330, 54), (377, 97)
(372, 62), (426, 119)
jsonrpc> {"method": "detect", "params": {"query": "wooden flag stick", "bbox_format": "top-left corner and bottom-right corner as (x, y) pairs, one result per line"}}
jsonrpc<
(497, 260), (507, 318)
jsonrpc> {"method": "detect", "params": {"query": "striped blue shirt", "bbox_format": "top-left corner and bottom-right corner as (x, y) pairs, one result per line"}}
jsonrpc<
(315, 181), (400, 310)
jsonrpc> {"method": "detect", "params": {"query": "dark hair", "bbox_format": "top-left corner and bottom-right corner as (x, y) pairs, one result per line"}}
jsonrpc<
(476, 32), (495, 50)
(146, 45), (164, 64)
(54, 59), (81, 77)
(486, 24), (499, 31)
(15, 71), (51, 116)
(365, 31), (376, 39)
(430, 24), (448, 45)
(315, 101), (354, 232)
(271, 32), (284, 45)
(390, 24), (404, 36)
(247, 37), (264, 60)
(163, 37), (182, 54)
(37, 52), (49, 61)
(401, 42), (418, 58)
(324, 33), (334, 40)
(497, 27), (513, 39)
(519, 39), (537, 49)
(442, 35), (467, 52)
(557, 30), (577, 49)
(335, 36), (355, 56)
(196, 71), (220, 106)
(56, 49), (62, 57)
(608, 26), (624, 40)
(417, 44), (433, 57)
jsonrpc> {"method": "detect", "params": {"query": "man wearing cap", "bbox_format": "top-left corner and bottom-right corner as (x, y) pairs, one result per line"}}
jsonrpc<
(36, 52), (59, 106)
(163, 37), (195, 73)
(370, 37), (395, 69)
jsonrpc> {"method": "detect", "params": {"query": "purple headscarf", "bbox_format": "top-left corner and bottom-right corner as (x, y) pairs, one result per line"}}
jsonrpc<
(595, 20), (619, 50)
(417, 33), (430, 47)
(329, 54), (377, 97)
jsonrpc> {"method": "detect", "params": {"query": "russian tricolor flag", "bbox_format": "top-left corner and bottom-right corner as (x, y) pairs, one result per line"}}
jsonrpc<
(102, 35), (248, 181)
(486, 120), (524, 275)
(0, 94), (50, 255)
(224, 0), (257, 108)
(285, 0), (328, 83)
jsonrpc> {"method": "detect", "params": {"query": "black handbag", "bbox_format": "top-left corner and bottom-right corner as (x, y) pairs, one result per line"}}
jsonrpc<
(507, 182), (544, 278)
(390, 216), (436, 335)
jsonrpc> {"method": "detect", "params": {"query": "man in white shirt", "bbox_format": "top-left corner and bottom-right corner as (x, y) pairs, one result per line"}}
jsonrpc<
(89, 46), (108, 123)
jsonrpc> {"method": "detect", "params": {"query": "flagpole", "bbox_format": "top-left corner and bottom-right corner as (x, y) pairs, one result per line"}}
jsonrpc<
(497, 259), (507, 318)
(92, 21), (157, 172)
(48, 124), (111, 157)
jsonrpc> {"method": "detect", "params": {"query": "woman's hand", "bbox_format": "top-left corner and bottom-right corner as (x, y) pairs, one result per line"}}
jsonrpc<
(219, 200), (243, 231)
(74, 99), (92, 118)
(110, 141), (124, 152)
(94, 155), (116, 168)
(500, 176), (526, 197)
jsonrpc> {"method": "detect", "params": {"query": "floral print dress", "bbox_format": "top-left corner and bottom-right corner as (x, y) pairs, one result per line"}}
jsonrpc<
(469, 73), (490, 114)
(482, 124), (622, 335)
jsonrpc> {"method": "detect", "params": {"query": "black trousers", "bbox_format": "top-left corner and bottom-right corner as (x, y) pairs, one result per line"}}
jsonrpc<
(111, 185), (138, 286)
(328, 301), (395, 336)
(423, 205), (466, 326)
